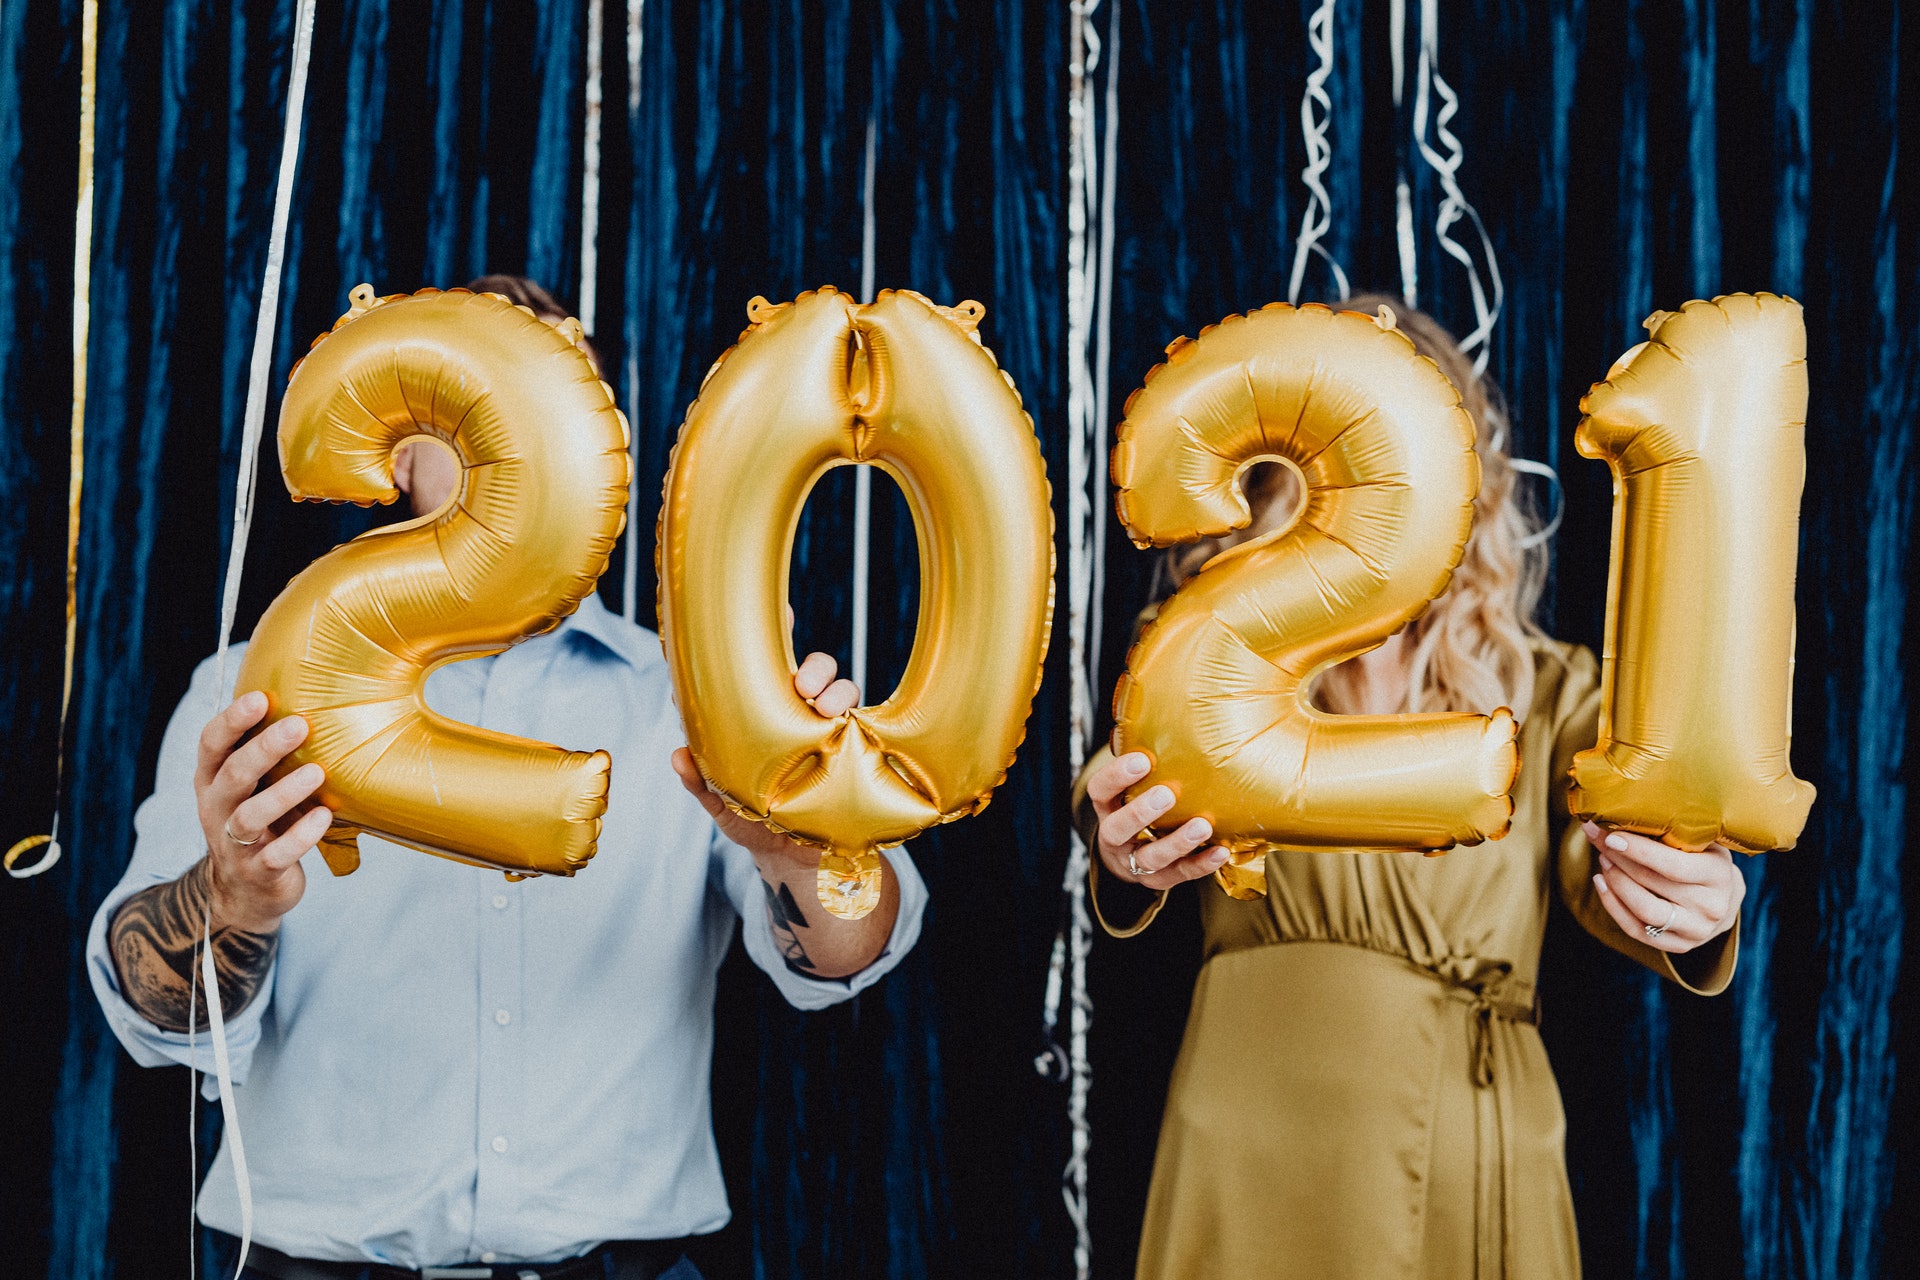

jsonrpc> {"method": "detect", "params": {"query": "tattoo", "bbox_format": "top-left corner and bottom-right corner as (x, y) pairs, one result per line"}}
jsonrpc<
(109, 858), (278, 1034)
(762, 877), (817, 975)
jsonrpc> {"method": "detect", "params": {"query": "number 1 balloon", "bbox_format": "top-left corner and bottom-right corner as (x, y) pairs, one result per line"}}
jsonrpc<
(1568, 293), (1815, 851)
(235, 286), (632, 879)
(658, 288), (1056, 919)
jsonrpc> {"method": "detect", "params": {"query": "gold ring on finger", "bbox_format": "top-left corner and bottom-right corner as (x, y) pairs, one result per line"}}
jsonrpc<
(224, 821), (262, 847)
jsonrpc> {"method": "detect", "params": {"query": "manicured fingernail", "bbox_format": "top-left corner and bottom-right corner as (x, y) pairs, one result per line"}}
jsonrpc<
(1598, 853), (1614, 872)
(1145, 785), (1173, 810)
(1183, 818), (1212, 840)
(1124, 754), (1149, 776)
(275, 717), (305, 741)
(240, 691), (266, 713)
(1208, 849), (1228, 867)
(1606, 833), (1629, 853)
(296, 763), (324, 785)
(1593, 874), (1611, 895)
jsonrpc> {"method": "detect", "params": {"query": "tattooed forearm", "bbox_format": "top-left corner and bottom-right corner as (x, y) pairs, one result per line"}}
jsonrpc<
(109, 858), (278, 1034)
(762, 877), (818, 976)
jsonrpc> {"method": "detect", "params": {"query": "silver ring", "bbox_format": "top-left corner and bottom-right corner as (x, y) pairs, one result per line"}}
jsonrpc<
(224, 821), (262, 847)
(1128, 850), (1145, 879)
(1644, 900), (1678, 938)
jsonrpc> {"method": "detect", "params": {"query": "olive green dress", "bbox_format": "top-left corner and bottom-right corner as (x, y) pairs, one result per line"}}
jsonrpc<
(1084, 639), (1737, 1280)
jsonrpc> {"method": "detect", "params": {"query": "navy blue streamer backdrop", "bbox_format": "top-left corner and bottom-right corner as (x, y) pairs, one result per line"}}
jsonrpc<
(1, 2), (1913, 1277)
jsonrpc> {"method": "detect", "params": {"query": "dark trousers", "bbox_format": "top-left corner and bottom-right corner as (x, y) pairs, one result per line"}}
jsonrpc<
(212, 1233), (703, 1280)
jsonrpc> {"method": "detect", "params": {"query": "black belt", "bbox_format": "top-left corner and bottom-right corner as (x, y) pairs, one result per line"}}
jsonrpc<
(244, 1238), (693, 1280)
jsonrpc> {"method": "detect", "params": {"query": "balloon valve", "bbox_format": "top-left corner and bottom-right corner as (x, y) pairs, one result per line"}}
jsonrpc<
(816, 848), (884, 920)
(1213, 848), (1268, 900)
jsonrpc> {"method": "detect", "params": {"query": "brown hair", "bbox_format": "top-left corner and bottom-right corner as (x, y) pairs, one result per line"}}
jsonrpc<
(1157, 294), (1548, 718)
(464, 274), (602, 375)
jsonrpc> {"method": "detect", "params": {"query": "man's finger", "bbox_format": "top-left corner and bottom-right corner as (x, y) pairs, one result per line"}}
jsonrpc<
(212, 714), (309, 808)
(670, 748), (727, 819)
(1098, 785), (1175, 852)
(795, 652), (838, 701)
(197, 692), (269, 788)
(1086, 753), (1151, 808)
(229, 763), (326, 846)
(258, 806), (333, 873)
(811, 677), (860, 718)
(1141, 845), (1230, 891)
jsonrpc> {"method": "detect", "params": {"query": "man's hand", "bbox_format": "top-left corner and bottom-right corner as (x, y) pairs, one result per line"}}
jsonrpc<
(195, 691), (333, 933)
(1584, 821), (1745, 953)
(1086, 751), (1228, 891)
(108, 691), (332, 1033)
(671, 650), (898, 978)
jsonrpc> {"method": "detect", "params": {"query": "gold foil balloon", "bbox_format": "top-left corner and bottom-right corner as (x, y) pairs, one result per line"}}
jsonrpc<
(235, 285), (632, 879)
(1568, 293), (1815, 851)
(1110, 303), (1518, 898)
(658, 288), (1055, 919)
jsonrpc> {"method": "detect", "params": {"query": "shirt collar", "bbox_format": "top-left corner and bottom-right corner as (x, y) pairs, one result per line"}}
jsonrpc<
(557, 590), (652, 668)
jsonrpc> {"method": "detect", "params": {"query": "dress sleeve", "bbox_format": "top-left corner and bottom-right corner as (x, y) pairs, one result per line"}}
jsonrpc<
(709, 827), (928, 1011)
(1074, 745), (1170, 938)
(1547, 646), (1739, 996)
(85, 651), (276, 1090)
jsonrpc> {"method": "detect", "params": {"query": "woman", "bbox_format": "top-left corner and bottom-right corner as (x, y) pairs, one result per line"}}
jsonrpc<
(1079, 295), (1744, 1279)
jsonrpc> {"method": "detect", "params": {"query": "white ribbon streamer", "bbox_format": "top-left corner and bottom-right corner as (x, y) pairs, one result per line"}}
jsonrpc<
(1287, 0), (1349, 306)
(1509, 456), (1564, 549)
(620, 0), (645, 622)
(579, 0), (604, 334)
(199, 2), (314, 1270)
(1410, 0), (1501, 372)
(850, 109), (877, 693)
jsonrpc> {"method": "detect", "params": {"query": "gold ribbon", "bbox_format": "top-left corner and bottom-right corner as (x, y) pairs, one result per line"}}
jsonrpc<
(8, 0), (96, 879)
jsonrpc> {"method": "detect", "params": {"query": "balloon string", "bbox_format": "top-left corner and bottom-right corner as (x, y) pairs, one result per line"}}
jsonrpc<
(578, 0), (604, 334)
(210, 0), (317, 710)
(201, 909), (253, 1278)
(1411, 0), (1501, 373)
(7, 0), (96, 881)
(850, 108), (877, 693)
(1510, 457), (1564, 549)
(1287, 0), (1349, 306)
(620, 0), (645, 623)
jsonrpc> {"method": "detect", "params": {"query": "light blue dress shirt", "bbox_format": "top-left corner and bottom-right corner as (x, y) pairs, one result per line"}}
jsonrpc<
(86, 593), (927, 1268)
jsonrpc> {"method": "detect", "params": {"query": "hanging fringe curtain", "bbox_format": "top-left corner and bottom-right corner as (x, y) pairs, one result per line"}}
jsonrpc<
(619, 0), (645, 621)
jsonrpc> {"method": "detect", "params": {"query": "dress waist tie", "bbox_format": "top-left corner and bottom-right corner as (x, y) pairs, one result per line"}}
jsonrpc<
(1436, 958), (1536, 1280)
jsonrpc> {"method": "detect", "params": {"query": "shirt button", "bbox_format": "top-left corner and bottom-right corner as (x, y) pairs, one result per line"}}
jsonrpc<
(494, 1009), (511, 1026)
(479, 1253), (497, 1264)
(492, 894), (509, 910)
(491, 1135), (508, 1154)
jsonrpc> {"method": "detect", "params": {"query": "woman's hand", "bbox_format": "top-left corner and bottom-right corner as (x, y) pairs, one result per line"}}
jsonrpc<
(1086, 752), (1229, 891)
(1584, 821), (1746, 953)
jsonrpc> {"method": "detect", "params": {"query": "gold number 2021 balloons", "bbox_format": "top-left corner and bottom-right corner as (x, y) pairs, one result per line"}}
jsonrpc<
(1110, 303), (1519, 898)
(1568, 293), (1816, 851)
(658, 288), (1056, 919)
(236, 286), (633, 879)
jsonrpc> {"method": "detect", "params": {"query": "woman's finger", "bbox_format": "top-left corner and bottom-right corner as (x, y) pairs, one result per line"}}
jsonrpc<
(1582, 823), (1724, 886)
(1597, 862), (1707, 945)
(794, 652), (838, 701)
(1590, 871), (1687, 952)
(1086, 753), (1151, 810)
(196, 692), (269, 789)
(228, 763), (325, 846)
(1140, 845), (1230, 891)
(1132, 817), (1215, 877)
(1098, 785), (1176, 852)
(1590, 848), (1719, 920)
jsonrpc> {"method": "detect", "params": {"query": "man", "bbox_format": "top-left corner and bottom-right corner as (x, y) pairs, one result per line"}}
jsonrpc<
(86, 276), (926, 1280)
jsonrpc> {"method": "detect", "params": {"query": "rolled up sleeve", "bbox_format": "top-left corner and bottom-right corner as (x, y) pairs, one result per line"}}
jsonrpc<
(86, 650), (273, 1091)
(711, 832), (927, 1012)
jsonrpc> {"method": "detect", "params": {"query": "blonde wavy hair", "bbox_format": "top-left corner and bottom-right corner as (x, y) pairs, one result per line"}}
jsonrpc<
(1156, 294), (1549, 718)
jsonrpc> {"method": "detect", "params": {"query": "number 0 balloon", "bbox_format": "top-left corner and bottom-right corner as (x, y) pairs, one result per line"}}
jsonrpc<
(1110, 303), (1519, 897)
(658, 288), (1055, 920)
(236, 286), (632, 879)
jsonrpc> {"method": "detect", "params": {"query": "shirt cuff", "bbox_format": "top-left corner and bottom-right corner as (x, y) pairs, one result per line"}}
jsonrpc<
(86, 875), (273, 1095)
(749, 846), (927, 1011)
